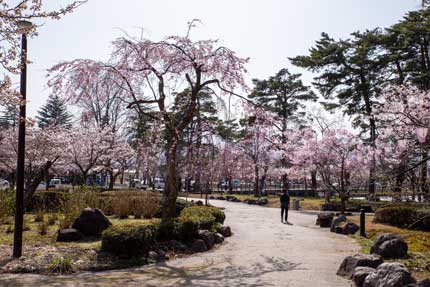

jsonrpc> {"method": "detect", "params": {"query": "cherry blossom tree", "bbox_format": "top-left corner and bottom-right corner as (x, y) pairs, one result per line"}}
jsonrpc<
(63, 126), (115, 185)
(375, 85), (430, 201)
(48, 22), (249, 217)
(0, 126), (66, 206)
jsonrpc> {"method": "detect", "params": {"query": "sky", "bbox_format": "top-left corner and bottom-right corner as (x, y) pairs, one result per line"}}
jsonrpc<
(24, 0), (422, 117)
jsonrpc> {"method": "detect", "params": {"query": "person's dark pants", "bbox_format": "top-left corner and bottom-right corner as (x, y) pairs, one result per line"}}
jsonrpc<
(281, 205), (289, 222)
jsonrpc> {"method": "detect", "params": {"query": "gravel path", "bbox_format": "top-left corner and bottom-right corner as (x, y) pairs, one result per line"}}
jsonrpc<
(0, 200), (358, 287)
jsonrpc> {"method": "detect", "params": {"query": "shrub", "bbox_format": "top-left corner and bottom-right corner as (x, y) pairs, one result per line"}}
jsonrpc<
(48, 256), (74, 274)
(132, 192), (161, 219)
(101, 222), (158, 257)
(112, 197), (131, 219)
(0, 190), (15, 222)
(178, 206), (216, 230)
(30, 191), (70, 212)
(374, 205), (430, 231)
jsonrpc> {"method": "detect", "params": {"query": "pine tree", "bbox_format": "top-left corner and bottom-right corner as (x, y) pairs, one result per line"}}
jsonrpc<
(36, 95), (72, 129)
(0, 105), (18, 129)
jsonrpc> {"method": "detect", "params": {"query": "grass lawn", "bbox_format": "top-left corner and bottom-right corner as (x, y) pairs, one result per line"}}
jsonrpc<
(0, 213), (153, 249)
(182, 192), (325, 210)
(350, 215), (430, 280)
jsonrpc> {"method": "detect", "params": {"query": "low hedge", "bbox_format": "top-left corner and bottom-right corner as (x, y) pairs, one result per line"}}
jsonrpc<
(29, 191), (71, 212)
(374, 205), (430, 231)
(101, 204), (227, 257)
(101, 222), (158, 257)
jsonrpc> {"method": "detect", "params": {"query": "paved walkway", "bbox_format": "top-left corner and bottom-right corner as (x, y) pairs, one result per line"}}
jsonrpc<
(0, 200), (358, 287)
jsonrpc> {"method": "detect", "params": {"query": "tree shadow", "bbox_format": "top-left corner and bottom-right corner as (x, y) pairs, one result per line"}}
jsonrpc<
(0, 256), (303, 287)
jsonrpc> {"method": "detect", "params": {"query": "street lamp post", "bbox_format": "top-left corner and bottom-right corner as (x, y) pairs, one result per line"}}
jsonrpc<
(13, 20), (32, 259)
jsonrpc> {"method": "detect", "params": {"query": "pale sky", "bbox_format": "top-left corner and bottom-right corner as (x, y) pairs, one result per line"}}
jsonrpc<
(24, 0), (422, 116)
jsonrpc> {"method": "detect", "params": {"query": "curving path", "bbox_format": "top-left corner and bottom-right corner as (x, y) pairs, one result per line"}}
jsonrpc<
(0, 200), (358, 287)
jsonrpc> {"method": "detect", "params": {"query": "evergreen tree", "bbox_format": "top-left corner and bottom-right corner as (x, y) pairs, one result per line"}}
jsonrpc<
(36, 95), (72, 129)
(0, 105), (18, 129)
(249, 68), (317, 192)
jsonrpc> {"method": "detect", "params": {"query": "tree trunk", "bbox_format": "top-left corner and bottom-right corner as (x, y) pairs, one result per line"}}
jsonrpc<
(162, 138), (179, 218)
(311, 170), (317, 197)
(420, 149), (429, 201)
(254, 164), (259, 197)
(108, 170), (114, 190)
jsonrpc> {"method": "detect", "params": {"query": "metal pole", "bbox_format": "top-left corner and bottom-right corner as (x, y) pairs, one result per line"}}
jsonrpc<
(13, 32), (27, 258)
(360, 208), (366, 237)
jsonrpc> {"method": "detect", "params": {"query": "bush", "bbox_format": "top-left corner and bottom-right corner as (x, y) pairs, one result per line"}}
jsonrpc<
(101, 222), (158, 257)
(0, 190), (15, 222)
(112, 197), (131, 219)
(59, 191), (99, 229)
(30, 191), (71, 212)
(132, 192), (161, 219)
(374, 205), (430, 231)
(178, 206), (217, 230)
(48, 256), (74, 274)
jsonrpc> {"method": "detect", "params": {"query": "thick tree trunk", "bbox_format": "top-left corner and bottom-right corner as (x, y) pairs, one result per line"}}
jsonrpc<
(162, 138), (179, 218)
(108, 170), (114, 190)
(24, 160), (55, 209)
(311, 170), (317, 196)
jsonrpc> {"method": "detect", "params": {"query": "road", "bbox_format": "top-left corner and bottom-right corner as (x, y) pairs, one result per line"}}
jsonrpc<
(0, 200), (358, 287)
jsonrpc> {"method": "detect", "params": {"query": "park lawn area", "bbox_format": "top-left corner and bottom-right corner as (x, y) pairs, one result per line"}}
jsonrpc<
(0, 213), (154, 249)
(183, 192), (325, 210)
(350, 215), (430, 280)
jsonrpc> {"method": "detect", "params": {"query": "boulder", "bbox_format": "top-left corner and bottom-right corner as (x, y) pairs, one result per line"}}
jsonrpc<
(198, 230), (216, 249)
(169, 240), (187, 252)
(257, 198), (269, 206)
(214, 233), (224, 244)
(191, 239), (208, 253)
(370, 233), (408, 259)
(317, 212), (334, 228)
(331, 215), (347, 233)
(341, 222), (359, 235)
(219, 226), (232, 237)
(363, 263), (415, 287)
(56, 228), (83, 242)
(353, 267), (376, 287)
(337, 254), (383, 278)
(72, 208), (111, 236)
(148, 251), (158, 261)
(405, 279), (430, 287)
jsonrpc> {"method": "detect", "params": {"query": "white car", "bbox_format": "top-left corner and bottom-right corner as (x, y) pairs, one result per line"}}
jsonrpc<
(49, 178), (62, 188)
(0, 180), (10, 190)
(154, 178), (165, 190)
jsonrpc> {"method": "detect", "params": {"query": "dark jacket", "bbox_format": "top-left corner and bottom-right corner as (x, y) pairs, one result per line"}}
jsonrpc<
(280, 193), (290, 207)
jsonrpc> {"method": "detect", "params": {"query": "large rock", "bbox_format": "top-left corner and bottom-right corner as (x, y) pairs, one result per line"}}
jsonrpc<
(363, 263), (415, 287)
(353, 267), (376, 287)
(191, 239), (208, 253)
(169, 240), (187, 252)
(331, 215), (347, 233)
(341, 222), (360, 235)
(317, 212), (334, 228)
(198, 230), (216, 249)
(370, 233), (408, 259)
(257, 198), (269, 206)
(214, 233), (224, 244)
(337, 254), (383, 278)
(219, 226), (232, 237)
(72, 208), (112, 236)
(56, 228), (83, 242)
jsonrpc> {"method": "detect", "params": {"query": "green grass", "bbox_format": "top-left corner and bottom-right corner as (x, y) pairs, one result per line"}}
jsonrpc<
(0, 213), (154, 250)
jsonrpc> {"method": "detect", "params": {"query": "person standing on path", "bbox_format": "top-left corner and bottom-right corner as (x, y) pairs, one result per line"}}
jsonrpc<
(280, 190), (290, 223)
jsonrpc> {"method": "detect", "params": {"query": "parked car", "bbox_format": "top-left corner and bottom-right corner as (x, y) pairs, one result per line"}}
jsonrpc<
(49, 178), (61, 188)
(153, 178), (165, 190)
(0, 179), (10, 190)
